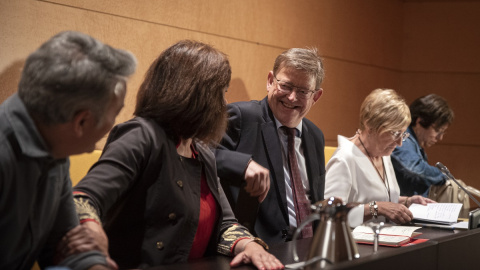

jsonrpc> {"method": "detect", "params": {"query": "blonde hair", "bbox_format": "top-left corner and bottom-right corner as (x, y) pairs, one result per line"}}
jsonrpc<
(359, 88), (411, 134)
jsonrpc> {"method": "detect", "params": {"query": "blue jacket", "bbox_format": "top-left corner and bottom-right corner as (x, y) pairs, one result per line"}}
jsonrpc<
(391, 126), (446, 196)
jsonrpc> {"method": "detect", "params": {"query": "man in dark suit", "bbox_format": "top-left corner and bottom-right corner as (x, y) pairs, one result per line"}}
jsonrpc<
(216, 48), (326, 244)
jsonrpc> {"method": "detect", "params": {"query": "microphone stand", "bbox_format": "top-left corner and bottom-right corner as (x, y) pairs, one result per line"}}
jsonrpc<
(435, 162), (480, 207)
(436, 162), (480, 229)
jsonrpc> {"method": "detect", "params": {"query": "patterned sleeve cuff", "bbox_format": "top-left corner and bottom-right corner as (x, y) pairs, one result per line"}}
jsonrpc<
(73, 195), (102, 226)
(217, 224), (255, 256)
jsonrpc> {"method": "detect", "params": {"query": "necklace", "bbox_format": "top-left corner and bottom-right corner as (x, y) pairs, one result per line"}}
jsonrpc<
(356, 131), (391, 202)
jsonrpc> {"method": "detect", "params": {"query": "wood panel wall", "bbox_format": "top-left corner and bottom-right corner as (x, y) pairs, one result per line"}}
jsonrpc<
(401, 1), (480, 192)
(1, 0), (479, 191)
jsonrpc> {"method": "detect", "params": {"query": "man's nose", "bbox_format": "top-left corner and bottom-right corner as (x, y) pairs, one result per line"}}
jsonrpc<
(286, 89), (298, 101)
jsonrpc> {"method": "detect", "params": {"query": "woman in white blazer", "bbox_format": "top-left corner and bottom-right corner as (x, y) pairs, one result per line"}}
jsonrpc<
(325, 89), (434, 224)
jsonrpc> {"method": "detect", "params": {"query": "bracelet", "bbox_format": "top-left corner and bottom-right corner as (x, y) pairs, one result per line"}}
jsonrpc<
(404, 197), (410, 207)
(240, 237), (269, 253)
(252, 237), (269, 250)
(369, 201), (378, 219)
(79, 218), (100, 225)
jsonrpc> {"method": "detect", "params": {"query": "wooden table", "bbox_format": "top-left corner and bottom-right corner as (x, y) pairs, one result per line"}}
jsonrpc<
(146, 227), (480, 270)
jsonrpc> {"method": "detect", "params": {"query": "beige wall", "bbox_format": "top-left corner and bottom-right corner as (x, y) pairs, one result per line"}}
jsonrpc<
(401, 1), (480, 191)
(1, 0), (479, 190)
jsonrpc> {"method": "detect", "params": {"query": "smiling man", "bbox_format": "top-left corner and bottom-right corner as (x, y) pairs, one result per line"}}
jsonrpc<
(215, 48), (326, 244)
(391, 94), (455, 197)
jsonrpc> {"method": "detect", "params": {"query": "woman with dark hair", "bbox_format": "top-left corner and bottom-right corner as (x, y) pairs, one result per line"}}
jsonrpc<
(391, 94), (455, 196)
(67, 40), (283, 269)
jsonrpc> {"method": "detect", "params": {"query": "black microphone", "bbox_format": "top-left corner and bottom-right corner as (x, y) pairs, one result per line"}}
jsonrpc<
(435, 162), (454, 179)
(436, 162), (480, 229)
(435, 162), (480, 207)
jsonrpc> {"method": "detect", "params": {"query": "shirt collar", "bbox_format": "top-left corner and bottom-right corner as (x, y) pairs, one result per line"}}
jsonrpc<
(4, 93), (51, 158)
(274, 117), (303, 137)
(407, 126), (420, 145)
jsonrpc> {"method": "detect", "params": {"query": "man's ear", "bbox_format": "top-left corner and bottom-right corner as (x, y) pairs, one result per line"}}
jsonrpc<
(72, 110), (92, 138)
(415, 117), (422, 127)
(267, 71), (275, 91)
(312, 88), (324, 102)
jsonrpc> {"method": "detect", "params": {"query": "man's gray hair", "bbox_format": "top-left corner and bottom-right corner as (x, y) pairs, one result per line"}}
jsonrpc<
(18, 31), (137, 125)
(272, 47), (325, 89)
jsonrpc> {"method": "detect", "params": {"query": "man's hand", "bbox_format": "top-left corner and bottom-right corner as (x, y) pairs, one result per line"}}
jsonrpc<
(244, 160), (270, 202)
(57, 223), (118, 269)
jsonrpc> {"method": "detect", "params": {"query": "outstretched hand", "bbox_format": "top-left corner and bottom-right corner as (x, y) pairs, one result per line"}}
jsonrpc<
(231, 241), (284, 270)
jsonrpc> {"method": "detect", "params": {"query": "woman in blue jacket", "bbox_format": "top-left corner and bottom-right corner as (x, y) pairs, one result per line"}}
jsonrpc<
(391, 94), (454, 196)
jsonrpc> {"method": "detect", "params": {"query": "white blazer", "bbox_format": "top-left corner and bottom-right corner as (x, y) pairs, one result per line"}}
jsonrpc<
(324, 135), (400, 204)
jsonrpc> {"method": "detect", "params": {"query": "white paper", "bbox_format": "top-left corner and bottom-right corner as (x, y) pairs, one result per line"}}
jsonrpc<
(409, 203), (462, 224)
(413, 221), (468, 230)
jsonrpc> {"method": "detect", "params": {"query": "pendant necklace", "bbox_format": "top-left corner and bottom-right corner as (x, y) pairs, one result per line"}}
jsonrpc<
(357, 131), (391, 202)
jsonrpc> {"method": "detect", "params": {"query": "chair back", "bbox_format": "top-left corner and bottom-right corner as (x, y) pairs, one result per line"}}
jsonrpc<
(325, 146), (337, 165)
(69, 150), (102, 186)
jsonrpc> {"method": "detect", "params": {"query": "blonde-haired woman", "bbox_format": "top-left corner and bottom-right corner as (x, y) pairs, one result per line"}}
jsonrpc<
(325, 89), (434, 224)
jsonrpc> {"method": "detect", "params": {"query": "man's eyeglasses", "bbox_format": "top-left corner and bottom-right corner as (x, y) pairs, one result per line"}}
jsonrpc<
(274, 75), (317, 100)
(391, 131), (410, 142)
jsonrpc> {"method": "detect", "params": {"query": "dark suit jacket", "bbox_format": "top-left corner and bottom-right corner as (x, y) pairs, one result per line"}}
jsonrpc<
(215, 97), (326, 244)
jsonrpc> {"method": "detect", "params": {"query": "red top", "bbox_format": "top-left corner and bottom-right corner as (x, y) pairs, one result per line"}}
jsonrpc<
(186, 143), (218, 259)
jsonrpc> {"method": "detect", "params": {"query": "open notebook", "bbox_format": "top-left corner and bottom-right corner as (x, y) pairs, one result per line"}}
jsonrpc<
(352, 225), (422, 247)
(409, 203), (462, 225)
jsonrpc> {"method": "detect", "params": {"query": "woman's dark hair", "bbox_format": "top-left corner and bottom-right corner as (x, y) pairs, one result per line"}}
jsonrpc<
(134, 40), (231, 145)
(410, 94), (454, 128)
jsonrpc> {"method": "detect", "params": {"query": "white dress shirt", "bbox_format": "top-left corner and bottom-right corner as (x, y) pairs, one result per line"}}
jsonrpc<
(274, 118), (310, 228)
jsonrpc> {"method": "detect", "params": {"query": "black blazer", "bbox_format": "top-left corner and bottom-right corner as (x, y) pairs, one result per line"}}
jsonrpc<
(74, 117), (252, 268)
(215, 97), (326, 244)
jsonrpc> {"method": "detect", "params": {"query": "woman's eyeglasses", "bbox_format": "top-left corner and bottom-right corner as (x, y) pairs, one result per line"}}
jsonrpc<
(390, 131), (410, 142)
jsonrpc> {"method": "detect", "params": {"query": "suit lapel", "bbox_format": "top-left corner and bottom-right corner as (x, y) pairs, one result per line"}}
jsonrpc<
(301, 123), (321, 202)
(260, 99), (289, 221)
